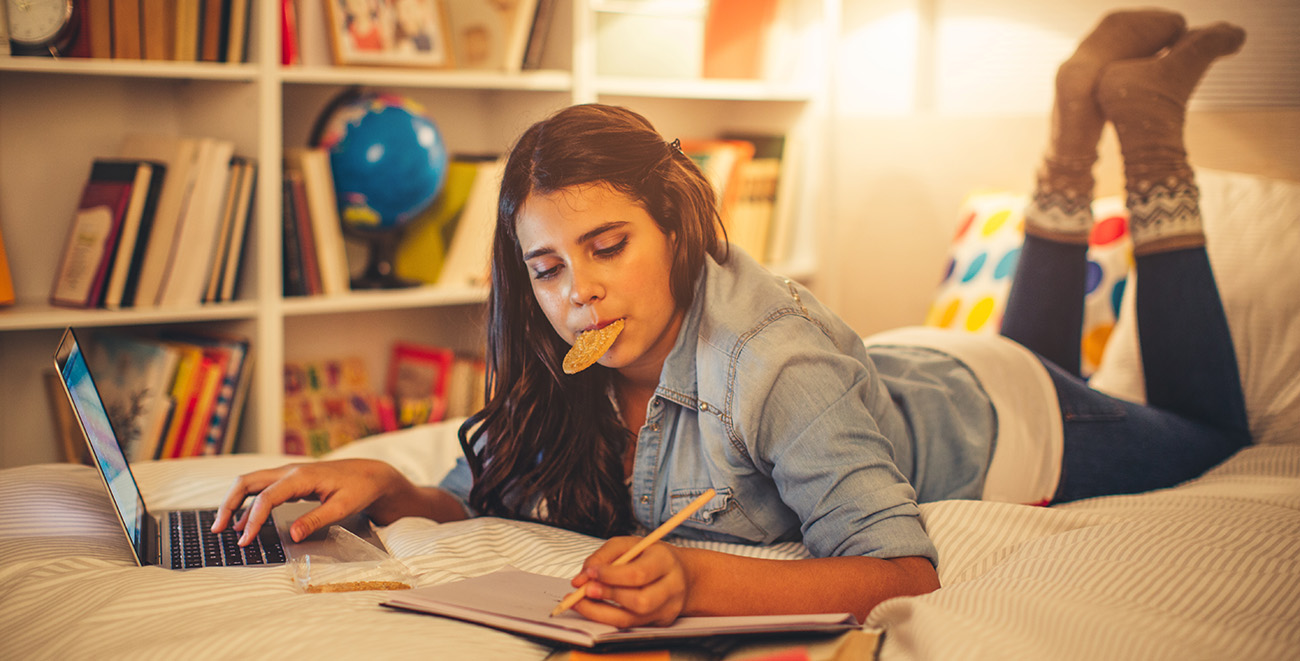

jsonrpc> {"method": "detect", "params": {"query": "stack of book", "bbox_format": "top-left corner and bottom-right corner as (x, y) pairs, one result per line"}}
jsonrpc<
(76, 330), (253, 462)
(69, 0), (254, 62)
(50, 136), (257, 309)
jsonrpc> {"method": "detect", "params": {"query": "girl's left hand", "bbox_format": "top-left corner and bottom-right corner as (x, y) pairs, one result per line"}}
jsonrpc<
(569, 536), (689, 627)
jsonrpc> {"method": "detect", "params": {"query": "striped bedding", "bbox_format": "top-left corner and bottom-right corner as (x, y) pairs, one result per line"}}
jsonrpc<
(1, 424), (1297, 660)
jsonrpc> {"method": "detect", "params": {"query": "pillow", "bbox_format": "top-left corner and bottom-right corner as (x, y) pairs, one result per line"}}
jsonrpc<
(1090, 169), (1300, 446)
(926, 191), (1132, 376)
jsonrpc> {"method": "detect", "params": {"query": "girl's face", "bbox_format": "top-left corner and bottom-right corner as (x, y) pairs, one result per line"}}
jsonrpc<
(516, 184), (683, 383)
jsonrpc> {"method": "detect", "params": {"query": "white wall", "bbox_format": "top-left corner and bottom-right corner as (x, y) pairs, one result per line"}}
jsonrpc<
(820, 0), (1300, 336)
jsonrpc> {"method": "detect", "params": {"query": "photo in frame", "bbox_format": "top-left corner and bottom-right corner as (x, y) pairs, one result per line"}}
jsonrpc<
(442, 0), (540, 72)
(325, 0), (455, 67)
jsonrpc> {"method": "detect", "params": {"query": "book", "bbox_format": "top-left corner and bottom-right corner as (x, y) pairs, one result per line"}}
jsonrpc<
(287, 168), (323, 295)
(204, 158), (245, 303)
(0, 213), (14, 305)
(176, 348), (229, 457)
(719, 133), (788, 264)
(702, 0), (780, 80)
(112, 0), (143, 59)
(174, 0), (202, 61)
(84, 333), (181, 462)
(280, 172), (309, 296)
(438, 157), (504, 287)
(104, 160), (167, 309)
(393, 157), (480, 285)
(443, 0), (539, 72)
(521, 0), (556, 70)
(199, 0), (228, 62)
(157, 342), (205, 459)
(0, 1), (8, 57)
(388, 342), (455, 423)
(119, 133), (203, 308)
(280, 0), (301, 65)
(225, 0), (252, 63)
(679, 139), (755, 242)
(383, 568), (859, 649)
(163, 330), (253, 455)
(283, 357), (385, 456)
(217, 157), (257, 303)
(86, 0), (114, 58)
(50, 160), (144, 308)
(141, 0), (176, 60)
(157, 137), (236, 307)
(285, 147), (351, 296)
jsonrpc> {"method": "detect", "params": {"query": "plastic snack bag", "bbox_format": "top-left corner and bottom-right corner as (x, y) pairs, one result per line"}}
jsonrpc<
(290, 525), (416, 593)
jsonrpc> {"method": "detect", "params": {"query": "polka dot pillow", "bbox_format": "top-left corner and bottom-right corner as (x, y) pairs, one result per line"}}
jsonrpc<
(925, 191), (1132, 376)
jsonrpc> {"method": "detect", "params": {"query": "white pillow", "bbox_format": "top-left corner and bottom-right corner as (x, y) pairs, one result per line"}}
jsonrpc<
(1090, 169), (1300, 445)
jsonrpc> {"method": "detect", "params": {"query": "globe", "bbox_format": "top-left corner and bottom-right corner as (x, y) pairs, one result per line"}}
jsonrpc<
(316, 92), (449, 288)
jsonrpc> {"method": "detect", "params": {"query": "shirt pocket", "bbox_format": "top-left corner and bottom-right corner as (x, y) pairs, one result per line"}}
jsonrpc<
(668, 487), (772, 544)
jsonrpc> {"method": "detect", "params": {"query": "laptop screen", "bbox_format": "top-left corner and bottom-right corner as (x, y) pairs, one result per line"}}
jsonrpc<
(55, 329), (147, 558)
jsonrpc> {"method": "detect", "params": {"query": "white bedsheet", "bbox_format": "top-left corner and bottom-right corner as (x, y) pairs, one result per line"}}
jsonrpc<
(1, 423), (1297, 660)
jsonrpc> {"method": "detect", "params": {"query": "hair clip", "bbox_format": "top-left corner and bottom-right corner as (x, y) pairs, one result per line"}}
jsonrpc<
(668, 138), (682, 153)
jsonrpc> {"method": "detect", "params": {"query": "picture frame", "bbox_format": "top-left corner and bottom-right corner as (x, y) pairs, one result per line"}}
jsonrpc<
(324, 0), (455, 68)
(442, 0), (540, 72)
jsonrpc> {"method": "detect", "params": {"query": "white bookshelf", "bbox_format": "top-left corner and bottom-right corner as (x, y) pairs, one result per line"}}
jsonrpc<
(0, 0), (834, 468)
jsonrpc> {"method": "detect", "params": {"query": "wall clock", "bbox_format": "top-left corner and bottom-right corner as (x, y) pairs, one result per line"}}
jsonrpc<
(5, 0), (78, 57)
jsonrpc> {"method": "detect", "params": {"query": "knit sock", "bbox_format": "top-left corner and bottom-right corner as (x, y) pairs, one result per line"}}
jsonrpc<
(1027, 9), (1187, 244)
(1099, 22), (1246, 255)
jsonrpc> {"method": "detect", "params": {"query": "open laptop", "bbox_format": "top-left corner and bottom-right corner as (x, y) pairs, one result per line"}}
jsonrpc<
(53, 327), (383, 570)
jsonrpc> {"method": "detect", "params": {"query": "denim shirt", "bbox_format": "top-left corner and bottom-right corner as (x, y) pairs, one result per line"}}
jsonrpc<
(441, 251), (998, 565)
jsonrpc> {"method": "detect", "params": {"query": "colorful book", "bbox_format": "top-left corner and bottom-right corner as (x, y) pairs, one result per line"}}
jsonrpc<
(157, 343), (205, 459)
(50, 160), (144, 308)
(176, 349), (229, 457)
(164, 331), (253, 455)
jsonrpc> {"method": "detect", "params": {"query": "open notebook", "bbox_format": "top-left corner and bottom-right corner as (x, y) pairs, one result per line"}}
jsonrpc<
(383, 567), (859, 648)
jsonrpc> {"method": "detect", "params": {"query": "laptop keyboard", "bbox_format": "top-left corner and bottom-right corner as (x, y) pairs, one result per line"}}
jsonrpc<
(169, 509), (288, 569)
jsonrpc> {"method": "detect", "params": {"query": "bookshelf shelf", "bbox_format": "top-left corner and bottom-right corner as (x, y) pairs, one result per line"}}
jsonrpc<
(0, 57), (260, 81)
(281, 67), (573, 92)
(0, 0), (834, 468)
(280, 285), (490, 317)
(594, 77), (816, 102)
(0, 301), (261, 332)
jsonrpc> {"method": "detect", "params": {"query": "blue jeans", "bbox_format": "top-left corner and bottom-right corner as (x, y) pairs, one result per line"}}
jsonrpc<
(1001, 236), (1250, 503)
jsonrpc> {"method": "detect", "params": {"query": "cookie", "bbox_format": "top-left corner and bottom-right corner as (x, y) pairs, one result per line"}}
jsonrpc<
(562, 319), (625, 374)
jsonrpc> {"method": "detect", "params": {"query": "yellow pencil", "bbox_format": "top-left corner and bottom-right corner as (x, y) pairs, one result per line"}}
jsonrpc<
(550, 488), (717, 617)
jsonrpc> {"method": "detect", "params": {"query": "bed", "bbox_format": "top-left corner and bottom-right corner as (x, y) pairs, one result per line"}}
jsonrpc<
(2, 168), (1298, 660)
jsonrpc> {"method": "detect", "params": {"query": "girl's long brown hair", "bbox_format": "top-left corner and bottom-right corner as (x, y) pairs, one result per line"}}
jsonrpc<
(456, 104), (727, 537)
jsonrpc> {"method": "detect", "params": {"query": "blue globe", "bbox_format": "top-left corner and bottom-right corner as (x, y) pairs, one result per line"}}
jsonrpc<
(318, 93), (448, 233)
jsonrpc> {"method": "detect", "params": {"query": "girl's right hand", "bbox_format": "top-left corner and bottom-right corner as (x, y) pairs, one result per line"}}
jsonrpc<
(211, 458), (410, 546)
